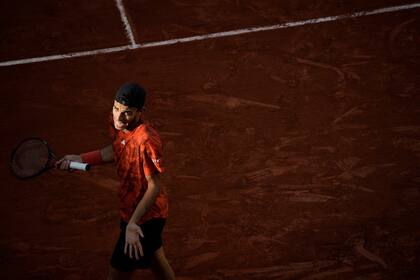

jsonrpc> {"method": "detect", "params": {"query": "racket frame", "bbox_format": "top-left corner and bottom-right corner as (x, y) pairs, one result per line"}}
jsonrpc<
(10, 137), (58, 179)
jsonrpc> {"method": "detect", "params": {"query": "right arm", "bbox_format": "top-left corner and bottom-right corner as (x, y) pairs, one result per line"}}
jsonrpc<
(56, 144), (114, 170)
(100, 144), (114, 163)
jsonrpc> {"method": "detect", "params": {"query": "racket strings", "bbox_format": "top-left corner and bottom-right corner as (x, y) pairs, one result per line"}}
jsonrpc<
(11, 139), (52, 178)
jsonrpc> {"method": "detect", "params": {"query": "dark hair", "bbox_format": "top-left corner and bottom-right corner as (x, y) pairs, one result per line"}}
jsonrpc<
(115, 83), (146, 109)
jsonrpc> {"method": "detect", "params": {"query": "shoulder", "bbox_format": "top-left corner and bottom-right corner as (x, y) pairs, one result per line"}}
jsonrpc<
(134, 123), (162, 146)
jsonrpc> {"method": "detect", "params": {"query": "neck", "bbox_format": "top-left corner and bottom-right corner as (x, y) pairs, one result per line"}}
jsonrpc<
(123, 117), (143, 133)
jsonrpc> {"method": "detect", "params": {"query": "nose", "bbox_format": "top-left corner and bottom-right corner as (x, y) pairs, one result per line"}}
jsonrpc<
(117, 112), (126, 122)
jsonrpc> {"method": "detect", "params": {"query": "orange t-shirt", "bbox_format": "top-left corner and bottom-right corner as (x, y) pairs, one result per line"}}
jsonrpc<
(109, 116), (168, 224)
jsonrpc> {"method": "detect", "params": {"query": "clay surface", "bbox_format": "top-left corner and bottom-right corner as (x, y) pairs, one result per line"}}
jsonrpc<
(0, 1), (419, 279)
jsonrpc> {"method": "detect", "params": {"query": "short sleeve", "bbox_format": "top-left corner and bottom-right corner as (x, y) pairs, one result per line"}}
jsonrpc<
(141, 139), (165, 177)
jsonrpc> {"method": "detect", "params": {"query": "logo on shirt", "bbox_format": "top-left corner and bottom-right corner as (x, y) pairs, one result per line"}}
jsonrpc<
(121, 139), (126, 146)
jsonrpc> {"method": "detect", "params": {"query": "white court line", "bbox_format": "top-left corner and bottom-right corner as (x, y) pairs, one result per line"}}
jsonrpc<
(0, 45), (133, 66)
(0, 2), (419, 67)
(115, 0), (136, 46)
(139, 2), (420, 48)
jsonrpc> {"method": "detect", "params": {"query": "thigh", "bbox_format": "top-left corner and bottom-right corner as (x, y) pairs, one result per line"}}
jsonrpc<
(150, 247), (175, 280)
(107, 265), (134, 280)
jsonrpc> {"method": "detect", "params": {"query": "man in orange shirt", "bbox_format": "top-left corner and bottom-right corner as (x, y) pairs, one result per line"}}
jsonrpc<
(57, 83), (175, 279)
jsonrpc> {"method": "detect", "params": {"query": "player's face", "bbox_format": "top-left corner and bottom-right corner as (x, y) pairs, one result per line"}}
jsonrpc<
(112, 100), (141, 131)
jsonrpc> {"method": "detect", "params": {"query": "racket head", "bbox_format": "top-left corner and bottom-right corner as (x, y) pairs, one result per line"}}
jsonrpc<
(10, 137), (56, 179)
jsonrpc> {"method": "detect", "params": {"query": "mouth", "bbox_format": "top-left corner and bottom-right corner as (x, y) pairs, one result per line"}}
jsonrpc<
(114, 121), (127, 130)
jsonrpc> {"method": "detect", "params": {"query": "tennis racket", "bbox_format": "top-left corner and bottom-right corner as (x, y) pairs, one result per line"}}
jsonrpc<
(10, 137), (90, 179)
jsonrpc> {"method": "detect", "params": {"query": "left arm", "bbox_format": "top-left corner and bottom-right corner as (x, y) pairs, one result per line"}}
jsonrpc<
(128, 174), (161, 224)
(125, 138), (165, 260)
(124, 174), (161, 260)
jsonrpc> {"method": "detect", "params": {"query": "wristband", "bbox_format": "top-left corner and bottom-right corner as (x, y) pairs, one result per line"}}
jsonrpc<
(80, 150), (103, 165)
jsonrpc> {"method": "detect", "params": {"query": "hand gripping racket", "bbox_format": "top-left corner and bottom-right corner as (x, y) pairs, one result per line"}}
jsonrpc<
(10, 137), (90, 179)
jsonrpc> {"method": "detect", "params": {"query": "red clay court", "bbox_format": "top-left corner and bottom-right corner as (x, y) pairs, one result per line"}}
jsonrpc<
(0, 1), (419, 279)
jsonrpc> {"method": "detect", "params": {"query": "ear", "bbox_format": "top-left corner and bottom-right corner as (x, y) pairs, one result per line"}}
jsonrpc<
(136, 108), (143, 119)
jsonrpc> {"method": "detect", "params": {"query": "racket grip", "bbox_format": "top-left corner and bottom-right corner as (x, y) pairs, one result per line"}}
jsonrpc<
(69, 161), (91, 171)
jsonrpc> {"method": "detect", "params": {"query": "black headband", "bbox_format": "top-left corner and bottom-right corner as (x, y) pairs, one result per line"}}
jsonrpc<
(115, 83), (146, 109)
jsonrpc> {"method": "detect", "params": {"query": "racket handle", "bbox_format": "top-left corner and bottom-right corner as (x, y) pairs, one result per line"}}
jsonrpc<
(69, 161), (91, 171)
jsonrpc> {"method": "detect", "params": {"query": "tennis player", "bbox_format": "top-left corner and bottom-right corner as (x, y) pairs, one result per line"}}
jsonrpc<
(56, 83), (176, 280)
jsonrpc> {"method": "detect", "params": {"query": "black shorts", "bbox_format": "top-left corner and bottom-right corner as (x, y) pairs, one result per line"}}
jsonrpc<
(110, 218), (166, 272)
